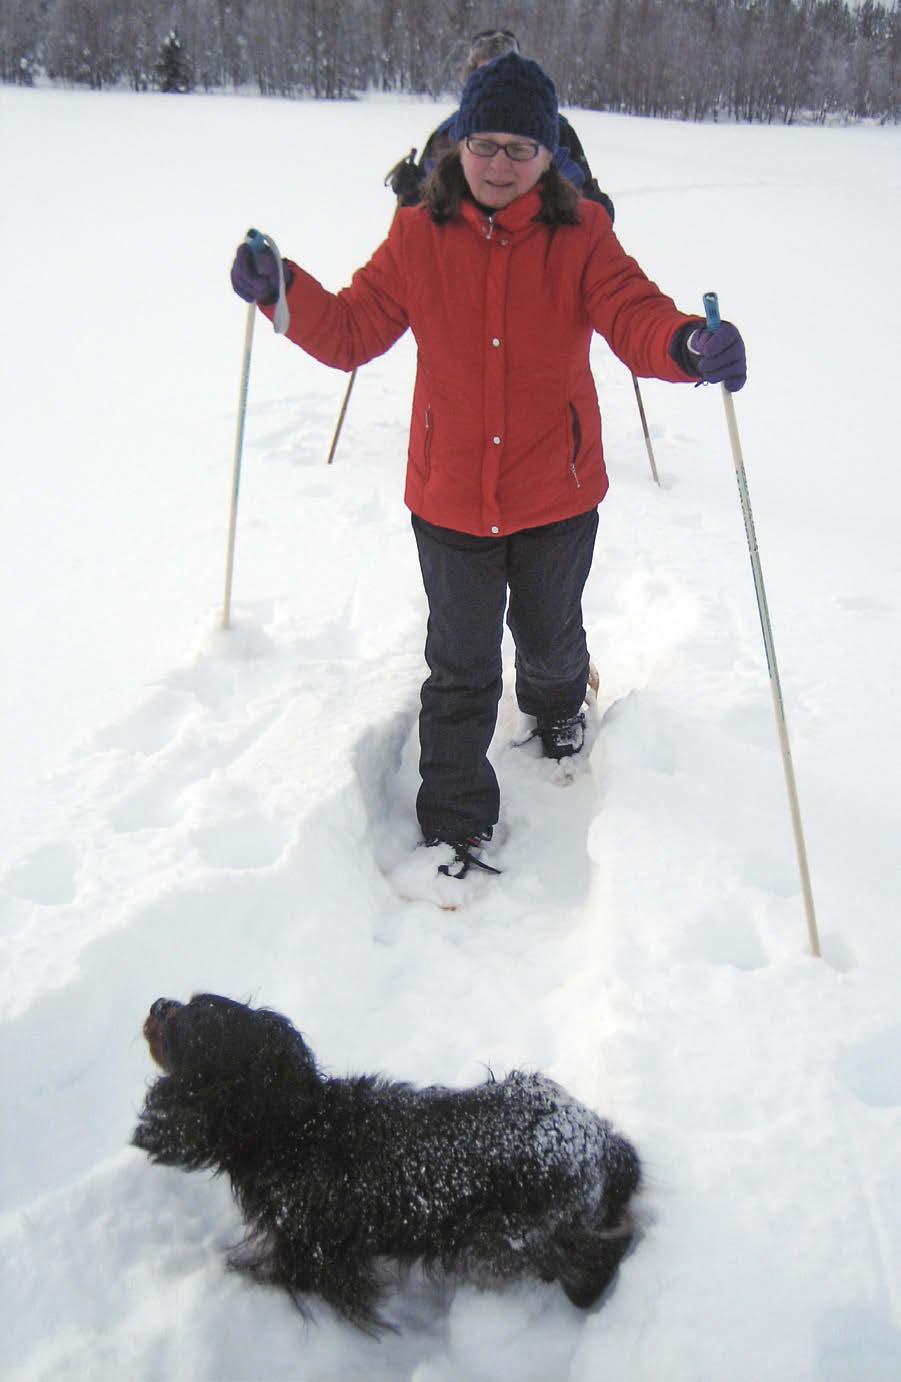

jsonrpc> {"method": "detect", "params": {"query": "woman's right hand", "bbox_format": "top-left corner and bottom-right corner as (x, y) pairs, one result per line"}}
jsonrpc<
(230, 242), (282, 305)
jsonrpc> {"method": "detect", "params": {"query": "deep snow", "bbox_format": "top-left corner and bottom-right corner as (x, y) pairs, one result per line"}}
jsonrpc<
(1, 85), (900, 1381)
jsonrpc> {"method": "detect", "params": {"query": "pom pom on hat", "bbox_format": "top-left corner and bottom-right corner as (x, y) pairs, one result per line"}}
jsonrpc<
(452, 52), (559, 152)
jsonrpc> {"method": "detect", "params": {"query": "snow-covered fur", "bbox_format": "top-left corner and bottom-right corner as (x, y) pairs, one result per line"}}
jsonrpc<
(132, 993), (641, 1328)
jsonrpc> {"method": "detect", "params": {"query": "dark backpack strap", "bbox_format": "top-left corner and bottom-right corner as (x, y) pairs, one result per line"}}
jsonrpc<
(559, 115), (615, 223)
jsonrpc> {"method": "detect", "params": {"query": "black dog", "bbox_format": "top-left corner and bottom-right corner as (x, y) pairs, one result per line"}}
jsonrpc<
(133, 993), (641, 1328)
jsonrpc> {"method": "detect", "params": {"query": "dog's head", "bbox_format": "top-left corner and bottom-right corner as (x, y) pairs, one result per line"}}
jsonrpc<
(133, 993), (320, 1170)
(143, 992), (313, 1080)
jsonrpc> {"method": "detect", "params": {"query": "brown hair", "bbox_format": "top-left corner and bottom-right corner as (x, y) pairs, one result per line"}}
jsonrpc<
(424, 152), (581, 228)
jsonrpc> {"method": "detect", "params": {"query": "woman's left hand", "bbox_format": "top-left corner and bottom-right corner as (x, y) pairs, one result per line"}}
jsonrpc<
(688, 322), (747, 392)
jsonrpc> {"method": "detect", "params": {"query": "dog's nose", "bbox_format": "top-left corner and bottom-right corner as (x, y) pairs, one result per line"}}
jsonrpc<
(149, 998), (181, 1020)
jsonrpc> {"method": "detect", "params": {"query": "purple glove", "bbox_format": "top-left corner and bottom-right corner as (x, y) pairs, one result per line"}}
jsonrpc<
(230, 242), (282, 305)
(687, 321), (747, 392)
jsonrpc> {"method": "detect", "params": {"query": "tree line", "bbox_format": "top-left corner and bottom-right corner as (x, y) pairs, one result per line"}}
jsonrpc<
(2, 0), (897, 124)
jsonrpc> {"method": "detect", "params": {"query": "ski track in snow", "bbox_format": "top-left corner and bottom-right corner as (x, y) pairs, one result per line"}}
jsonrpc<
(4, 359), (900, 1381)
(2, 89), (901, 1381)
(4, 365), (901, 1380)
(3, 366), (898, 1377)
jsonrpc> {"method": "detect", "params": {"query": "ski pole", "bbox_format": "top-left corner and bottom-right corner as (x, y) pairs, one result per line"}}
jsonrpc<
(325, 202), (403, 465)
(222, 228), (289, 630)
(326, 366), (357, 466)
(703, 291), (820, 958)
(631, 373), (660, 485)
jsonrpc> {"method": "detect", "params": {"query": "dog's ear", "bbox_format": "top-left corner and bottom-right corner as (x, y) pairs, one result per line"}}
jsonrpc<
(131, 1076), (219, 1170)
(241, 1009), (319, 1083)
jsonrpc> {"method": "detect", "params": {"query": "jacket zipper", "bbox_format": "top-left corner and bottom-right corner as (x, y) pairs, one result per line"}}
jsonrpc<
(568, 403), (582, 488)
(423, 405), (433, 475)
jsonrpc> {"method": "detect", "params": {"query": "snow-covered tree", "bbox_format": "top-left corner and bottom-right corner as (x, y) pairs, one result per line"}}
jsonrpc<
(156, 27), (192, 93)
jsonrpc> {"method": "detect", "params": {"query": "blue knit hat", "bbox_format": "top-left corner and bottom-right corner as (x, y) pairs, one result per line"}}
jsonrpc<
(452, 52), (559, 152)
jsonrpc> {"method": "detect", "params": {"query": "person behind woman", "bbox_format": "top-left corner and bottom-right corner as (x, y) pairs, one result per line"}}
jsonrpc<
(386, 28), (615, 221)
(231, 53), (746, 880)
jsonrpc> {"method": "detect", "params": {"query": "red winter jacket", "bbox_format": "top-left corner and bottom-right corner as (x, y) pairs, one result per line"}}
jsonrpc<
(268, 190), (698, 537)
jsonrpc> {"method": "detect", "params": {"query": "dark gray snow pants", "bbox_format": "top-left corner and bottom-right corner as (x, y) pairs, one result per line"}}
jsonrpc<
(411, 508), (598, 841)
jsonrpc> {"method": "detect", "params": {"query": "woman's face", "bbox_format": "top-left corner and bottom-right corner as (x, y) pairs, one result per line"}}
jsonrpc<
(459, 132), (552, 210)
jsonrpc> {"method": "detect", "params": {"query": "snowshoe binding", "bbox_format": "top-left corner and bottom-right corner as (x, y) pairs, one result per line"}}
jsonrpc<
(424, 826), (500, 880)
(536, 710), (586, 760)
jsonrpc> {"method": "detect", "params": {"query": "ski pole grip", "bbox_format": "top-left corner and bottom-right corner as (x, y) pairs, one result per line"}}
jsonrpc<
(243, 227), (289, 336)
(245, 227), (267, 264)
(703, 291), (721, 332)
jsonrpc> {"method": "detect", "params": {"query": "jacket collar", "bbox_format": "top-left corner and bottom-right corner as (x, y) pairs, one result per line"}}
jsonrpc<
(460, 187), (543, 238)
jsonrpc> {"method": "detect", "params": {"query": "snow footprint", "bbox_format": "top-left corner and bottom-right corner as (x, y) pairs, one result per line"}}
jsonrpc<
(90, 687), (195, 756)
(835, 1025), (901, 1109)
(108, 705), (284, 836)
(352, 681), (603, 915)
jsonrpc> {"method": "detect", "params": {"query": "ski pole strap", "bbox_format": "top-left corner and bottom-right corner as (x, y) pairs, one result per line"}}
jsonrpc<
(703, 291), (721, 332)
(245, 227), (290, 336)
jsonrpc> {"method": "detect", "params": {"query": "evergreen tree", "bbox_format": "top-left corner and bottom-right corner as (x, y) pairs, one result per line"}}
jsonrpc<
(0, 0), (896, 122)
(156, 28), (192, 93)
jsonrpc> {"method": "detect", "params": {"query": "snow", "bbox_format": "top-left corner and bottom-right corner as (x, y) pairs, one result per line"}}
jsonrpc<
(2, 83), (900, 1380)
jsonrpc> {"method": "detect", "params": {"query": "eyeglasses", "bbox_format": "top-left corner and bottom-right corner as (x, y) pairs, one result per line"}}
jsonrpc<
(470, 29), (519, 48)
(465, 135), (540, 163)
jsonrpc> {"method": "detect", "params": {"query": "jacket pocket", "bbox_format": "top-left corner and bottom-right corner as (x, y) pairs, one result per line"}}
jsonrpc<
(568, 403), (582, 489)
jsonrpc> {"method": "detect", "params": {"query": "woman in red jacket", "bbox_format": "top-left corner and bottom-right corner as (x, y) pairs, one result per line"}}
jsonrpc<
(232, 53), (747, 880)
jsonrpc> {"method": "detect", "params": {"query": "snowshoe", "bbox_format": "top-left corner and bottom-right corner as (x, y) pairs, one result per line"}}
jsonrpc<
(536, 710), (586, 760)
(424, 826), (501, 880)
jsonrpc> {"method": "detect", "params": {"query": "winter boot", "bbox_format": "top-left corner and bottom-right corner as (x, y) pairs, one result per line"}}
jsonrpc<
(424, 826), (500, 880)
(536, 711), (586, 760)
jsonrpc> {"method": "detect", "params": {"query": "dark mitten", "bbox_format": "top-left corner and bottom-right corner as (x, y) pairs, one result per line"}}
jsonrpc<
(671, 320), (747, 392)
(230, 242), (282, 305)
(689, 322), (747, 392)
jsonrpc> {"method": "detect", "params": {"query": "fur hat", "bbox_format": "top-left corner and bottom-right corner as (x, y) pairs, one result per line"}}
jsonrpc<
(462, 28), (519, 80)
(452, 52), (559, 152)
